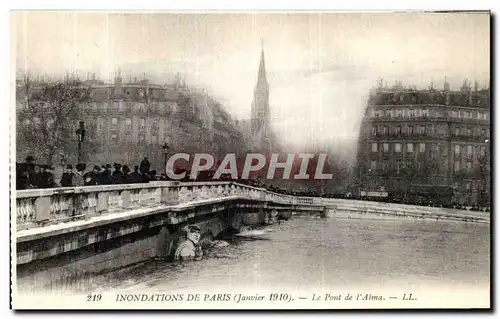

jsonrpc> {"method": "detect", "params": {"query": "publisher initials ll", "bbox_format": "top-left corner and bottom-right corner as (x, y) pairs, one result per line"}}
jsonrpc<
(402, 293), (416, 301)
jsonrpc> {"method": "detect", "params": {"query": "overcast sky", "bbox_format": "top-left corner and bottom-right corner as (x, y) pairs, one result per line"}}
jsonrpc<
(13, 12), (490, 155)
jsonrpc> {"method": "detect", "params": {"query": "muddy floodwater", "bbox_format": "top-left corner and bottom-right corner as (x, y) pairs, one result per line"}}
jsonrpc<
(76, 214), (489, 296)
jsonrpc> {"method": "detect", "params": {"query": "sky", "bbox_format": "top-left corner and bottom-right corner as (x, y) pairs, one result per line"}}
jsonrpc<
(12, 11), (490, 156)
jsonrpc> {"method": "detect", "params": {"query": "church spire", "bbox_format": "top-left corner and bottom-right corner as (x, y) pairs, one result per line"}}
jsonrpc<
(250, 38), (271, 150)
(257, 39), (267, 86)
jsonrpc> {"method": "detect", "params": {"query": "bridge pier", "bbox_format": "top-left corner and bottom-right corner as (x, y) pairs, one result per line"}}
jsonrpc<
(242, 207), (266, 225)
(155, 224), (173, 259)
(320, 206), (337, 218)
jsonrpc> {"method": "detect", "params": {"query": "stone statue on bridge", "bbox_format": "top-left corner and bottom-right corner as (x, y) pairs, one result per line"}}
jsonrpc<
(174, 225), (203, 261)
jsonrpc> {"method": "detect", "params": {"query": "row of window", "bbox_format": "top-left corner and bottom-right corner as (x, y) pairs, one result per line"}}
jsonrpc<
(109, 132), (162, 144)
(369, 159), (422, 172)
(369, 159), (476, 173)
(451, 110), (489, 120)
(371, 142), (487, 157)
(371, 142), (426, 153)
(85, 101), (179, 112)
(454, 145), (487, 157)
(452, 127), (488, 137)
(371, 108), (489, 120)
(371, 125), (427, 136)
(370, 124), (488, 137)
(110, 117), (151, 127)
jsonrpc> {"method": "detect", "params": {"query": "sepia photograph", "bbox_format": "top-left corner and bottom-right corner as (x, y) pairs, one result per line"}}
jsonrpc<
(10, 10), (491, 310)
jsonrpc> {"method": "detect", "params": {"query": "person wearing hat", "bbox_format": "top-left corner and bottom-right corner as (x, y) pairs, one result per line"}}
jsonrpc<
(112, 163), (124, 184)
(130, 165), (142, 183)
(99, 164), (113, 185)
(174, 225), (203, 261)
(84, 165), (101, 186)
(140, 156), (150, 175)
(74, 163), (87, 187)
(38, 165), (56, 188)
(17, 155), (37, 189)
(60, 164), (74, 187)
(122, 165), (132, 183)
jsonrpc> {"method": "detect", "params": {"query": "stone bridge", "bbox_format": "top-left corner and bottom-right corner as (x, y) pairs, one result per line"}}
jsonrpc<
(14, 181), (489, 292)
(14, 181), (326, 292)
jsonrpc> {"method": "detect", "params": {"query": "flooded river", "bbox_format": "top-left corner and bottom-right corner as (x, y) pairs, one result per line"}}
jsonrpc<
(87, 215), (489, 296)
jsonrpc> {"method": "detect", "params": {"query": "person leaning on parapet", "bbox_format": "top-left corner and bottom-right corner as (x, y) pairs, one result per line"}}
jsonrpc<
(84, 165), (101, 186)
(122, 165), (132, 183)
(99, 164), (113, 185)
(140, 168), (151, 183)
(149, 170), (158, 181)
(112, 163), (125, 184)
(174, 225), (203, 262)
(17, 156), (36, 189)
(38, 165), (56, 188)
(60, 164), (74, 187)
(74, 163), (87, 187)
(130, 166), (142, 183)
(28, 164), (42, 188)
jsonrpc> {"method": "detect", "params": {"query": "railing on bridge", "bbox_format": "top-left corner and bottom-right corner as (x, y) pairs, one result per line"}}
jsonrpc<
(15, 181), (316, 231)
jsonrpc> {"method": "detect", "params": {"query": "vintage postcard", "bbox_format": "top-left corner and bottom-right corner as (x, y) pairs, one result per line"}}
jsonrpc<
(10, 11), (491, 310)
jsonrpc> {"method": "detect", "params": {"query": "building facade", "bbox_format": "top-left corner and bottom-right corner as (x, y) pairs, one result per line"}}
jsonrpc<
(355, 80), (490, 207)
(16, 73), (245, 172)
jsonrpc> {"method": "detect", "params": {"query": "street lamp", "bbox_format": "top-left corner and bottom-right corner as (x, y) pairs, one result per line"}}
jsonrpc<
(60, 153), (66, 175)
(75, 121), (86, 163)
(162, 143), (170, 173)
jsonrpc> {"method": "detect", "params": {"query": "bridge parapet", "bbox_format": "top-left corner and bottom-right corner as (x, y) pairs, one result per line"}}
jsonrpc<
(15, 181), (316, 231)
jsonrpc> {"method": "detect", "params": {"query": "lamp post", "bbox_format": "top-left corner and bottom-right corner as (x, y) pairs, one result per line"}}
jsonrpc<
(75, 121), (86, 164)
(162, 143), (170, 173)
(60, 154), (66, 179)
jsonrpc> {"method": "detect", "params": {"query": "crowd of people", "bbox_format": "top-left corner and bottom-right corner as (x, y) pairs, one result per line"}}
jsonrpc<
(15, 155), (269, 190)
(16, 155), (164, 190)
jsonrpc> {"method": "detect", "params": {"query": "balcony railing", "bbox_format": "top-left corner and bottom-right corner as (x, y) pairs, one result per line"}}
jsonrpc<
(15, 181), (317, 231)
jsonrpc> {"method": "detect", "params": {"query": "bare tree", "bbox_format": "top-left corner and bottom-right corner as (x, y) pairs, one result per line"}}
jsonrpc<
(16, 76), (101, 166)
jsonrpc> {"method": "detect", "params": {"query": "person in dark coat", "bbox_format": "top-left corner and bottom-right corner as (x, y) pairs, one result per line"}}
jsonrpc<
(140, 157), (150, 175)
(26, 164), (40, 188)
(84, 165), (101, 186)
(60, 164), (74, 187)
(130, 165), (142, 183)
(112, 163), (125, 184)
(16, 163), (30, 190)
(149, 170), (157, 181)
(99, 164), (113, 185)
(38, 165), (56, 188)
(19, 156), (37, 189)
(141, 169), (151, 183)
(122, 165), (132, 183)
